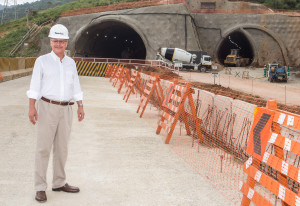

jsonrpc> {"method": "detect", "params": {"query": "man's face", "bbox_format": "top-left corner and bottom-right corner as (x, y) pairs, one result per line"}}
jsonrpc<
(50, 38), (68, 56)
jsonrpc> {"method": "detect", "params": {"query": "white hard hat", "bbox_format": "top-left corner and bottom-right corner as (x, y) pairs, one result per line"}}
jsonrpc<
(48, 24), (69, 39)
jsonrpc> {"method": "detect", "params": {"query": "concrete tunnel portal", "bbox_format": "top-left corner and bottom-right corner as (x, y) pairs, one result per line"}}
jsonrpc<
(75, 21), (147, 59)
(217, 30), (254, 66)
(74, 20), (255, 65)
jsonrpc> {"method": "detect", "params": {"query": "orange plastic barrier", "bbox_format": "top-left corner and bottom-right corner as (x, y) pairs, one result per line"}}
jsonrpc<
(137, 73), (164, 118)
(109, 65), (120, 82)
(156, 82), (202, 144)
(246, 108), (274, 161)
(162, 83), (175, 108)
(117, 68), (131, 94)
(123, 70), (143, 102)
(105, 64), (114, 78)
(241, 100), (300, 206)
(239, 182), (273, 206)
(112, 66), (125, 87)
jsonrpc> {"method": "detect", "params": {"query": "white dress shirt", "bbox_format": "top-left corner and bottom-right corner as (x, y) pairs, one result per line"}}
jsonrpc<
(27, 51), (83, 102)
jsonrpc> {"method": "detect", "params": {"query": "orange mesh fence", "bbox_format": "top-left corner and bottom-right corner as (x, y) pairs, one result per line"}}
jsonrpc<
(106, 69), (300, 205)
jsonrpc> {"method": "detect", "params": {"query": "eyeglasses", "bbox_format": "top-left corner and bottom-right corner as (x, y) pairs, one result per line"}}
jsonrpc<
(51, 40), (67, 44)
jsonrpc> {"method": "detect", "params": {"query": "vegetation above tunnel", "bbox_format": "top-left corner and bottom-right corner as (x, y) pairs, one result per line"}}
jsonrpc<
(251, 0), (300, 10)
(0, 0), (139, 57)
(1, 0), (300, 57)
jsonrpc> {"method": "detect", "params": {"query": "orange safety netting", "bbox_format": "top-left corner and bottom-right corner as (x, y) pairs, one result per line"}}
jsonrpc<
(107, 67), (300, 205)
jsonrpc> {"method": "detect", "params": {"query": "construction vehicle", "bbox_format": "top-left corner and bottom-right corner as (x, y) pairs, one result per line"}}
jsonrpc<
(266, 62), (288, 82)
(224, 49), (250, 67)
(157, 48), (212, 72)
(183, 50), (212, 72)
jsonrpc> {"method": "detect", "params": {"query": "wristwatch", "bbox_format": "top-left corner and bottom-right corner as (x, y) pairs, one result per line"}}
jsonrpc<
(78, 103), (83, 107)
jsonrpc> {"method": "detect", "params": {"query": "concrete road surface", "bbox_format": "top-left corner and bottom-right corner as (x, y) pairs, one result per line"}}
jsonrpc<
(0, 76), (233, 206)
(180, 70), (300, 106)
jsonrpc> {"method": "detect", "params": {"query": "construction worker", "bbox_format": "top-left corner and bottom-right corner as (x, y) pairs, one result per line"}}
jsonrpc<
(27, 24), (85, 203)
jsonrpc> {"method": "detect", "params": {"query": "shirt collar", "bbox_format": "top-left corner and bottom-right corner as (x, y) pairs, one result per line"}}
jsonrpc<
(50, 50), (65, 62)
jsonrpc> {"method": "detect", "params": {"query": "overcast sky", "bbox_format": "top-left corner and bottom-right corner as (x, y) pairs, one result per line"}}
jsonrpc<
(18, 0), (39, 4)
(0, 0), (39, 5)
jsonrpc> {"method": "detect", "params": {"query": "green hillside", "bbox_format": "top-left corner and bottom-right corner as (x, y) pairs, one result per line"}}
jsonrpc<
(0, 0), (75, 23)
(253, 0), (300, 10)
(0, 0), (299, 57)
(0, 0), (137, 57)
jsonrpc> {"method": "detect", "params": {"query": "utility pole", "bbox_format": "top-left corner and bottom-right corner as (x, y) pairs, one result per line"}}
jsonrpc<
(1, 0), (8, 24)
(1, 0), (18, 24)
(14, 0), (17, 20)
(26, 9), (30, 29)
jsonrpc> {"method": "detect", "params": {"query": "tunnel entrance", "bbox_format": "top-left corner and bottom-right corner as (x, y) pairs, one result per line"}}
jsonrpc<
(75, 21), (146, 59)
(218, 31), (254, 66)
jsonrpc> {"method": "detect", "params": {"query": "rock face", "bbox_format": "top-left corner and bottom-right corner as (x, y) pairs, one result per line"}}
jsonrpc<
(39, 1), (300, 66)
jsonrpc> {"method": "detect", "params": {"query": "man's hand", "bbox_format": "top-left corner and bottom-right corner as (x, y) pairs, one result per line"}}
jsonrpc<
(77, 106), (85, 122)
(29, 106), (38, 125)
(29, 98), (37, 125)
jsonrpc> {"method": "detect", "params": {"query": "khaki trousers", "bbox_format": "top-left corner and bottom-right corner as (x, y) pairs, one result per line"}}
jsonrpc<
(35, 100), (73, 191)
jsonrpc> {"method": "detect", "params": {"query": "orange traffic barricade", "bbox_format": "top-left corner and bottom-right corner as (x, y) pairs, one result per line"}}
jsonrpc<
(112, 66), (125, 87)
(123, 70), (143, 102)
(105, 64), (114, 78)
(137, 73), (164, 118)
(241, 100), (300, 206)
(109, 65), (121, 82)
(118, 68), (131, 94)
(156, 82), (202, 144)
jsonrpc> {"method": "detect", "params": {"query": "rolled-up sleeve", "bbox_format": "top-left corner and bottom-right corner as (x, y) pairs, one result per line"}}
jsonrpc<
(72, 62), (83, 101)
(26, 58), (42, 99)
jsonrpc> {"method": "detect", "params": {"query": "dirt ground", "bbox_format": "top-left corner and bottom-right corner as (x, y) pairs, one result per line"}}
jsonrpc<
(127, 65), (300, 115)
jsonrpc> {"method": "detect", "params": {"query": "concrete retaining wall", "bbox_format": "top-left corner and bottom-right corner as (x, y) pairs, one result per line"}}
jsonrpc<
(36, 1), (300, 66)
(194, 13), (300, 66)
(0, 57), (36, 83)
(43, 4), (200, 59)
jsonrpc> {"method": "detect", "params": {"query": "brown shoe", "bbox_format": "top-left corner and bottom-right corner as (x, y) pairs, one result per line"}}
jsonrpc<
(52, 183), (80, 193)
(35, 191), (47, 203)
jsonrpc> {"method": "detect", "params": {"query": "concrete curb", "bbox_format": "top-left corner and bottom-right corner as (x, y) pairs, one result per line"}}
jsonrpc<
(0, 68), (33, 83)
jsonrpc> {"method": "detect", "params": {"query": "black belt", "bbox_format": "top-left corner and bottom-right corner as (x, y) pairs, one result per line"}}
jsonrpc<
(41, 97), (74, 106)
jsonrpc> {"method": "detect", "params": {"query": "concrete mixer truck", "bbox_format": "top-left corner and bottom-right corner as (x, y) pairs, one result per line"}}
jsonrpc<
(157, 48), (212, 72)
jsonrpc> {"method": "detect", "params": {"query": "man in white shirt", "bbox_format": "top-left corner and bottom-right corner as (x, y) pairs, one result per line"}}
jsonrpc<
(27, 24), (85, 203)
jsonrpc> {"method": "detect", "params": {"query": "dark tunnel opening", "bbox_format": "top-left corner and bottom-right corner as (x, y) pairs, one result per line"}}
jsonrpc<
(218, 31), (254, 66)
(75, 21), (146, 59)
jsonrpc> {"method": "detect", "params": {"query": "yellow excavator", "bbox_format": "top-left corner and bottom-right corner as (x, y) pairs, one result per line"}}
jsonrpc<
(224, 49), (250, 67)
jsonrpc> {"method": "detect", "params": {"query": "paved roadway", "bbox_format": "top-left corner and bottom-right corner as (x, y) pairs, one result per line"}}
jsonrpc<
(180, 69), (300, 106)
(0, 76), (233, 206)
